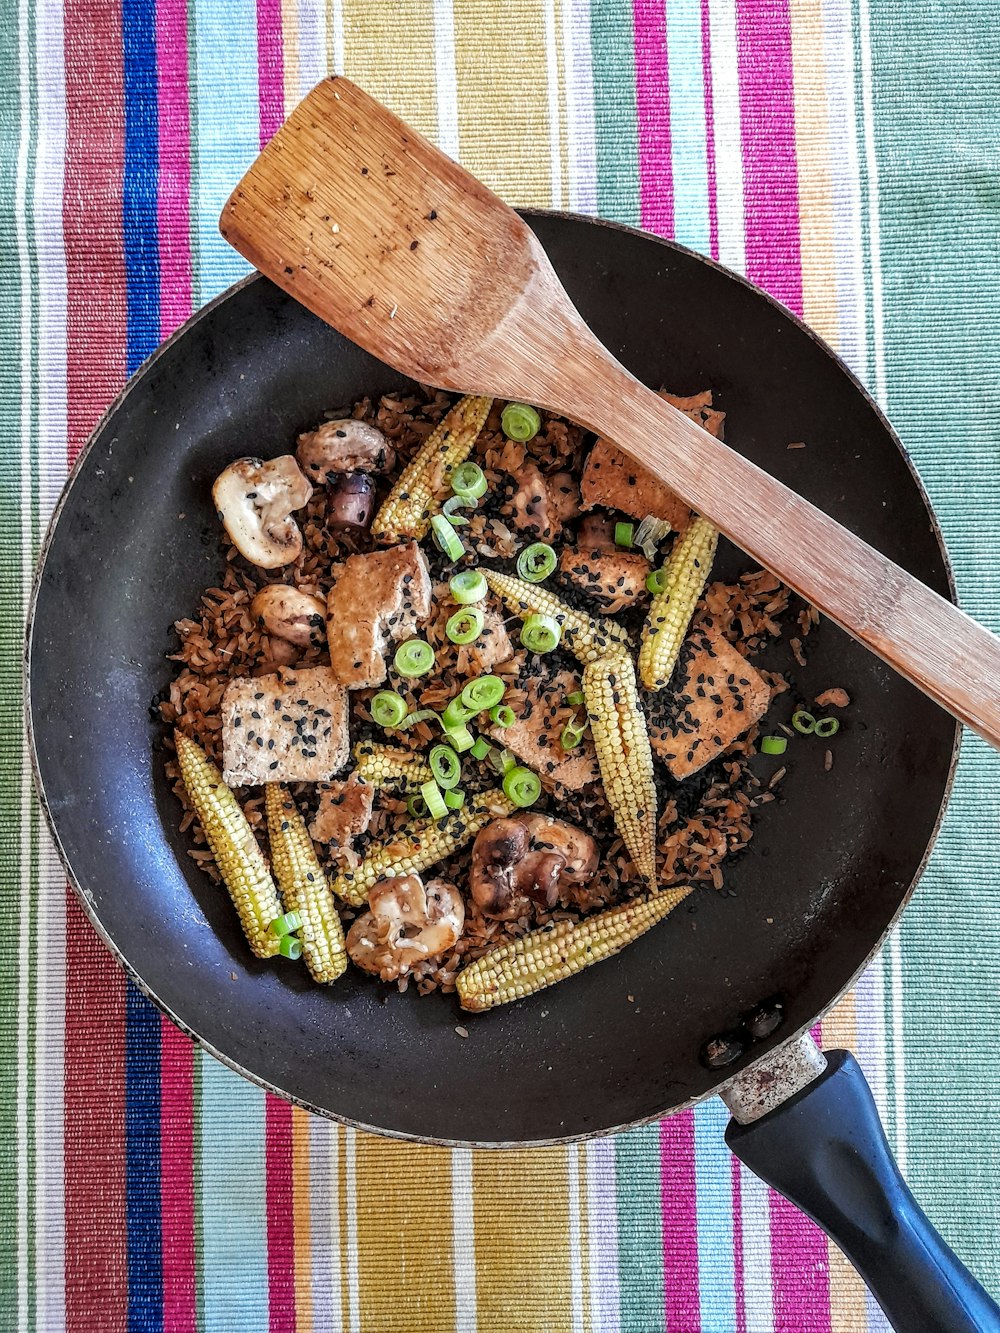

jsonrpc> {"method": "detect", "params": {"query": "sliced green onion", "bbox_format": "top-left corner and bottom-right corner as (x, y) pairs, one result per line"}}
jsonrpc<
(443, 493), (476, 526)
(760, 735), (788, 756)
(370, 690), (408, 728)
(394, 639), (435, 677)
(635, 515), (673, 561)
(560, 719), (587, 751)
(451, 461), (487, 500)
(420, 778), (448, 821)
(460, 675), (506, 713)
(444, 788), (466, 810)
(397, 708), (438, 730)
(407, 794), (429, 818)
(791, 710), (817, 735)
(444, 723), (476, 753)
(449, 569), (487, 604)
(489, 703), (515, 729)
(814, 716), (840, 738)
(501, 402), (541, 442)
(429, 744), (462, 789)
(565, 690), (584, 706)
(614, 521), (635, 549)
(442, 696), (477, 729)
(503, 765), (542, 808)
(646, 569), (669, 596)
(470, 737), (491, 761)
(516, 541), (557, 583)
(489, 746), (518, 776)
(446, 607), (485, 644)
(430, 513), (465, 561)
(278, 935), (302, 960)
(269, 911), (302, 937)
(520, 613), (561, 653)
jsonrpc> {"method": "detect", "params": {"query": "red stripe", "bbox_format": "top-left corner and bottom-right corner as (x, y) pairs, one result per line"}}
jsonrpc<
(155, 0), (193, 338)
(731, 1156), (747, 1333)
(660, 1110), (700, 1331)
(633, 0), (675, 240)
(256, 0), (286, 147)
(160, 1020), (196, 1332)
(63, 0), (128, 464)
(266, 1095), (296, 1331)
(64, 894), (128, 1332)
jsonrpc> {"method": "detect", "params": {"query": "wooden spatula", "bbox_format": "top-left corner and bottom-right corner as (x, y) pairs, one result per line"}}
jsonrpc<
(221, 77), (1000, 749)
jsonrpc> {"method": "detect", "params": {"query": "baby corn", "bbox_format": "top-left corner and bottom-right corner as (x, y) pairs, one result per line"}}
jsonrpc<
(638, 516), (719, 689)
(483, 569), (632, 665)
(457, 886), (692, 1011)
(353, 741), (432, 793)
(174, 731), (281, 958)
(265, 784), (347, 983)
(330, 788), (515, 906)
(582, 653), (658, 885)
(371, 394), (492, 542)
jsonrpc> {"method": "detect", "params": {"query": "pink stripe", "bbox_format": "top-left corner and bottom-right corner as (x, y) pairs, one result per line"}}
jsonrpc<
(160, 1020), (196, 1333)
(633, 0), (674, 239)
(155, 0), (192, 337)
(731, 1156), (747, 1333)
(256, 0), (286, 147)
(266, 1096), (296, 1332)
(660, 1110), (700, 1332)
(734, 0), (802, 313)
(700, 0), (719, 260)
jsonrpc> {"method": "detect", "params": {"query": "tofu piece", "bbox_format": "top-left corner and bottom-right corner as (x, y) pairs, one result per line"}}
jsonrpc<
(648, 630), (770, 779)
(580, 390), (725, 532)
(326, 541), (432, 688)
(221, 666), (349, 786)
(558, 547), (650, 614)
(309, 772), (375, 848)
(487, 669), (601, 795)
(506, 463), (579, 540)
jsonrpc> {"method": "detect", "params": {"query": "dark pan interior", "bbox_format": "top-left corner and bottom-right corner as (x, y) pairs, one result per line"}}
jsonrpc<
(27, 212), (956, 1144)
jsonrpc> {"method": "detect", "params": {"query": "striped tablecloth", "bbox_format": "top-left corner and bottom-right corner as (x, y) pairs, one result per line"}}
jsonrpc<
(3, 1), (999, 1329)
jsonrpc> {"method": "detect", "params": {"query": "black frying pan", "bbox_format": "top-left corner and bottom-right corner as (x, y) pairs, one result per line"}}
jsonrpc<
(27, 212), (1000, 1330)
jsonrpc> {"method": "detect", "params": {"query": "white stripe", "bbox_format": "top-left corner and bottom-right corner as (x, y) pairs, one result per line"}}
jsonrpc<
(450, 1148), (477, 1333)
(318, 1122), (343, 1333)
(296, 0), (328, 93)
(330, 0), (345, 76)
(887, 932), (908, 1171)
(566, 1148), (584, 1333)
(543, 0), (564, 208)
(432, 0), (460, 158)
(584, 1137), (620, 1333)
(856, 0), (886, 403)
(740, 1163), (775, 1333)
(560, 0), (597, 214)
(345, 1127), (360, 1333)
(707, 0), (746, 274)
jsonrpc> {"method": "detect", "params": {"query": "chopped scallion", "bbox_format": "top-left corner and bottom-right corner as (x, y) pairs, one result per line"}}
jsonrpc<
(791, 710), (817, 735)
(429, 744), (462, 789)
(446, 607), (485, 644)
(444, 723), (475, 753)
(451, 461), (487, 500)
(814, 716), (840, 738)
(520, 613), (561, 653)
(646, 569), (669, 596)
(503, 765), (542, 808)
(406, 793), (429, 818)
(444, 788), (466, 810)
(278, 935), (302, 960)
(614, 521), (634, 549)
(394, 639), (435, 678)
(269, 911), (302, 938)
(470, 737), (491, 761)
(449, 569), (487, 604)
(489, 703), (515, 729)
(565, 690), (584, 706)
(430, 512), (464, 561)
(370, 690), (408, 728)
(420, 779), (448, 821)
(760, 735), (788, 755)
(442, 696), (477, 729)
(501, 402), (541, 442)
(460, 675), (506, 713)
(516, 541), (557, 583)
(560, 719), (586, 751)
(443, 494), (476, 526)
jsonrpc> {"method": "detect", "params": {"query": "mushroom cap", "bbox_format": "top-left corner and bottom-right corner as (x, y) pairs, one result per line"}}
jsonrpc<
(250, 584), (327, 647)
(296, 419), (395, 480)
(327, 472), (375, 529)
(212, 455), (313, 569)
(345, 873), (464, 981)
(469, 814), (599, 919)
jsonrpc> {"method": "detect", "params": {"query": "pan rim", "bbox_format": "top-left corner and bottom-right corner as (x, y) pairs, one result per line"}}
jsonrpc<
(25, 208), (961, 1147)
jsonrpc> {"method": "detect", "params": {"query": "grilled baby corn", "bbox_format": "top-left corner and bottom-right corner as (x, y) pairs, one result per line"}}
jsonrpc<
(174, 731), (282, 958)
(582, 653), (658, 885)
(371, 394), (492, 542)
(353, 741), (433, 793)
(456, 886), (692, 1011)
(482, 569), (632, 665)
(265, 784), (347, 983)
(638, 516), (718, 689)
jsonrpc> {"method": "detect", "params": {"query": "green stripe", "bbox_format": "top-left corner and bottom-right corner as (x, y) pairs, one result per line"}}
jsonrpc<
(614, 1125), (664, 1331)
(590, 0), (640, 226)
(867, 0), (1000, 1289)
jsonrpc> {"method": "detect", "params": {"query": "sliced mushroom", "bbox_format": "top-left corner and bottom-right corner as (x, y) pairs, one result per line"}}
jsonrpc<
(296, 418), (395, 480)
(212, 456), (313, 569)
(346, 873), (464, 982)
(250, 585), (327, 647)
(328, 472), (375, 529)
(469, 814), (598, 919)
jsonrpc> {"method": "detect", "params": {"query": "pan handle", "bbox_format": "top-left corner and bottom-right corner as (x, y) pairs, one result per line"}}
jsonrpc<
(724, 1045), (1000, 1332)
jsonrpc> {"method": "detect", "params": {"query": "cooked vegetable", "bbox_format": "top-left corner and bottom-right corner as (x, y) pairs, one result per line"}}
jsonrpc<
(398, 708), (438, 730)
(444, 723), (475, 752)
(212, 456), (313, 568)
(560, 717), (587, 751)
(501, 402), (541, 442)
(443, 494), (476, 526)
(456, 886), (692, 1011)
(429, 744), (462, 789)
(469, 813), (598, 917)
(370, 690), (409, 728)
(502, 765), (542, 808)
(278, 936), (302, 959)
(460, 675), (506, 713)
(353, 741), (433, 793)
(449, 570), (487, 604)
(582, 653), (658, 884)
(327, 472), (375, 529)
(614, 521), (634, 549)
(471, 737), (491, 761)
(489, 704), (515, 729)
(760, 735), (788, 755)
(269, 911), (302, 937)
(371, 394), (492, 541)
(394, 638), (435, 678)
(421, 779), (449, 820)
(638, 516), (719, 690)
(634, 515), (674, 561)
(330, 789), (516, 905)
(265, 784), (348, 983)
(250, 585), (327, 648)
(520, 613), (561, 654)
(451, 461), (487, 500)
(482, 569), (632, 666)
(346, 874), (465, 982)
(407, 794), (429, 818)
(444, 788), (466, 810)
(442, 696), (477, 729)
(646, 569), (668, 596)
(431, 513), (465, 561)
(296, 418), (394, 478)
(792, 710), (816, 734)
(516, 541), (557, 583)
(174, 731), (282, 958)
(814, 716), (840, 737)
(446, 607), (484, 644)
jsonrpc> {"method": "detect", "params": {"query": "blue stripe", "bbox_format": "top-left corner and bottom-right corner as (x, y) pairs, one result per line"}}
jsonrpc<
(665, 0), (711, 253)
(125, 984), (164, 1333)
(693, 1098), (737, 1331)
(615, 1123), (665, 1332)
(122, 0), (161, 373)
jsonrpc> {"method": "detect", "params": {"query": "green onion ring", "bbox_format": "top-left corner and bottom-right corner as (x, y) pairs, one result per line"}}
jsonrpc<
(460, 675), (506, 713)
(614, 521), (634, 549)
(370, 690), (408, 728)
(449, 569), (487, 604)
(560, 720), (587, 751)
(444, 788), (466, 810)
(429, 744), (462, 789)
(520, 613), (561, 653)
(269, 911), (302, 937)
(406, 794), (429, 818)
(489, 703), (516, 729)
(420, 779), (449, 821)
(503, 765), (542, 808)
(791, 710), (816, 735)
(444, 723), (476, 753)
(451, 461), (488, 500)
(760, 735), (788, 755)
(470, 736), (491, 761)
(646, 569), (669, 596)
(442, 696), (477, 729)
(516, 541), (557, 583)
(813, 716), (840, 738)
(394, 639), (435, 678)
(443, 494), (476, 526)
(446, 607), (485, 644)
(430, 513), (465, 561)
(278, 935), (302, 960)
(501, 402), (542, 442)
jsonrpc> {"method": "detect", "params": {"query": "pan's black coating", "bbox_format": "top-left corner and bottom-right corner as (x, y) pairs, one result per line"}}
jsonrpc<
(27, 213), (957, 1144)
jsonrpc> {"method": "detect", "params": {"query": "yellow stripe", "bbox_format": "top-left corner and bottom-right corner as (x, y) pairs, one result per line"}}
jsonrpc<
(822, 992), (871, 1329)
(281, 0), (300, 114)
(452, 0), (554, 205)
(292, 1106), (313, 1332)
(340, 0), (438, 138)
(338, 1127), (351, 1332)
(789, 0), (838, 345)
(473, 1148), (574, 1333)
(354, 1136), (456, 1332)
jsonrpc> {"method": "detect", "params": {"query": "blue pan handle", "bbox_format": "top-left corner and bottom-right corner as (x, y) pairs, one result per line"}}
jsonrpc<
(725, 1048), (1000, 1332)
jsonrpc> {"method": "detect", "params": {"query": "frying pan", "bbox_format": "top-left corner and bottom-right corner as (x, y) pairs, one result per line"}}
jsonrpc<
(27, 211), (999, 1330)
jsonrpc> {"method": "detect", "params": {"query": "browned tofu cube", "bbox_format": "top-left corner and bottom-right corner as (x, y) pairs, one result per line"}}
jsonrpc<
(326, 541), (432, 688)
(558, 547), (650, 613)
(309, 771), (375, 849)
(487, 669), (601, 795)
(221, 666), (349, 786)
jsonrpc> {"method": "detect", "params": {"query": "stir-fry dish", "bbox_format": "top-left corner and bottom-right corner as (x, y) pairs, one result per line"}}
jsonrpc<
(162, 391), (846, 1012)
